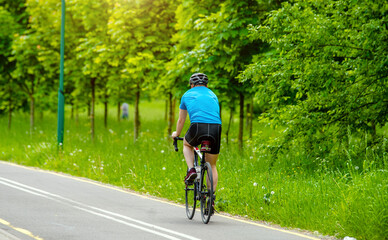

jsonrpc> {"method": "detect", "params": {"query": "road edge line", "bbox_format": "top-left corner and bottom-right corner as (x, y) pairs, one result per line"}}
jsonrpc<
(1, 160), (322, 240)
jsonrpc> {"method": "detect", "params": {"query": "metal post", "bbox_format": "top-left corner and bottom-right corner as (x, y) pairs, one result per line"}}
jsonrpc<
(57, 0), (65, 147)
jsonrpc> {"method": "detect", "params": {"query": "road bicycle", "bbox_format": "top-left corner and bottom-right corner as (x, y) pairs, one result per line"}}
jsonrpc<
(173, 137), (214, 224)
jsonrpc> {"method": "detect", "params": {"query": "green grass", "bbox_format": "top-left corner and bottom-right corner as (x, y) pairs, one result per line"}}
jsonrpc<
(1, 100), (387, 240)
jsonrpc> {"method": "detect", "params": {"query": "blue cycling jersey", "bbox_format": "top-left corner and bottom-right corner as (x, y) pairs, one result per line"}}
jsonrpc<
(179, 86), (222, 124)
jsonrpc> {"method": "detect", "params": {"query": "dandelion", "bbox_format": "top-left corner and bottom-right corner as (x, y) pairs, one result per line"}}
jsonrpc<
(271, 191), (275, 195)
(253, 182), (258, 187)
(161, 150), (164, 153)
(162, 167), (166, 170)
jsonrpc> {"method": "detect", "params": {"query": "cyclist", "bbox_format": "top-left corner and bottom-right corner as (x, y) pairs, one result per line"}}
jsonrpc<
(171, 73), (222, 202)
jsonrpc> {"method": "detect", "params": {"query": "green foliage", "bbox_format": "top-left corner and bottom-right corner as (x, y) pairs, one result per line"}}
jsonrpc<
(1, 0), (388, 238)
(1, 105), (387, 240)
(241, 0), (388, 161)
(0, 3), (26, 114)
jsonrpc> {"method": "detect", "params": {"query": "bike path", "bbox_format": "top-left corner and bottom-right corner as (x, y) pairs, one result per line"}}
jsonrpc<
(0, 161), (323, 240)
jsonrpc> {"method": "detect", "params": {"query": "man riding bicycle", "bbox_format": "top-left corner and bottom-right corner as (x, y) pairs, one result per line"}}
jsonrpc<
(171, 73), (222, 205)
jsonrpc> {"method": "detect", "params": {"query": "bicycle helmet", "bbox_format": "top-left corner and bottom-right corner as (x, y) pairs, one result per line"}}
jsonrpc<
(189, 73), (208, 86)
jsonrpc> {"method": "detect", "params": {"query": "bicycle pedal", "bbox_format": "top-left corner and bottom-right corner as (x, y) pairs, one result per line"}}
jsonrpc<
(185, 180), (194, 185)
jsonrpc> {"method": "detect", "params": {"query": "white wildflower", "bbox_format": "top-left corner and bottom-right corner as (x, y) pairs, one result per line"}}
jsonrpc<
(344, 237), (357, 240)
(253, 182), (258, 187)
(162, 167), (166, 170)
(271, 191), (275, 195)
(27, 145), (31, 148)
(161, 150), (164, 153)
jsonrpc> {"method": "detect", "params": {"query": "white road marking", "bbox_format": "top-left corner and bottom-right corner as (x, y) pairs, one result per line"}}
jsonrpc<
(0, 177), (201, 240)
(0, 162), (321, 240)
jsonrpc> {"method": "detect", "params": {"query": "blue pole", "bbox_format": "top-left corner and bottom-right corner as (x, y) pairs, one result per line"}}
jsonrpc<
(57, 0), (65, 147)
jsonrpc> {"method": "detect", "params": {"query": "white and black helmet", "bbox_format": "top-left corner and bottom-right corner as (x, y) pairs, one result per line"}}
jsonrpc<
(189, 73), (208, 86)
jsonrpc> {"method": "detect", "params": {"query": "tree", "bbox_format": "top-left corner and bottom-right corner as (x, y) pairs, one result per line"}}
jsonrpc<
(0, 1), (28, 129)
(176, 0), (277, 148)
(242, 0), (388, 160)
(109, 0), (177, 141)
(72, 0), (114, 140)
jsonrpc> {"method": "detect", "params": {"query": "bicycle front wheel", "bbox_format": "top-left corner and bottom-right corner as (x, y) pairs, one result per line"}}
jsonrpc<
(200, 162), (213, 224)
(185, 182), (197, 219)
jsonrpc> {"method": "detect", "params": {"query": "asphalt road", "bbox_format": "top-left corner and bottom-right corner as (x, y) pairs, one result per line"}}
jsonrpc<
(0, 161), (322, 240)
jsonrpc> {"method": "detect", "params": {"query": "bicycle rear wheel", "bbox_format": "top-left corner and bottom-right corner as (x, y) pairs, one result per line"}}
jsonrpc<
(200, 162), (213, 224)
(185, 182), (197, 219)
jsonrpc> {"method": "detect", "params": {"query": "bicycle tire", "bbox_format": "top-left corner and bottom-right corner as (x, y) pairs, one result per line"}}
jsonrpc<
(200, 162), (213, 224)
(185, 181), (197, 219)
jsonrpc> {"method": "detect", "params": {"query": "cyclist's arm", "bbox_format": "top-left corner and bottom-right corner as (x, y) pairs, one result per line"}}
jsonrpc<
(172, 109), (187, 138)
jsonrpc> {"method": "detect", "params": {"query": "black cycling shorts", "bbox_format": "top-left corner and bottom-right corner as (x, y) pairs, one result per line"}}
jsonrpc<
(184, 123), (222, 154)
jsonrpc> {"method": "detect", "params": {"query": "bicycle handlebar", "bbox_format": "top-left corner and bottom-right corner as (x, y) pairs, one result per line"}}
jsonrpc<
(173, 137), (184, 152)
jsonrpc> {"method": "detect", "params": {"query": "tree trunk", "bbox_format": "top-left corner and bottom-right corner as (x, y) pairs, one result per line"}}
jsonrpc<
(87, 101), (91, 117)
(167, 92), (173, 137)
(238, 93), (244, 149)
(134, 83), (140, 141)
(246, 103), (250, 128)
(90, 78), (96, 141)
(71, 102), (74, 119)
(117, 102), (121, 122)
(165, 98), (168, 121)
(75, 104), (79, 125)
(249, 98), (253, 139)
(29, 95), (34, 134)
(104, 100), (108, 129)
(8, 102), (12, 130)
(172, 98), (176, 125)
(225, 107), (233, 145)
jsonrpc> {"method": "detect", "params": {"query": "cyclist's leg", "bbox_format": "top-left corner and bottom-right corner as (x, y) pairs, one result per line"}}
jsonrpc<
(205, 153), (218, 191)
(183, 138), (194, 168)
